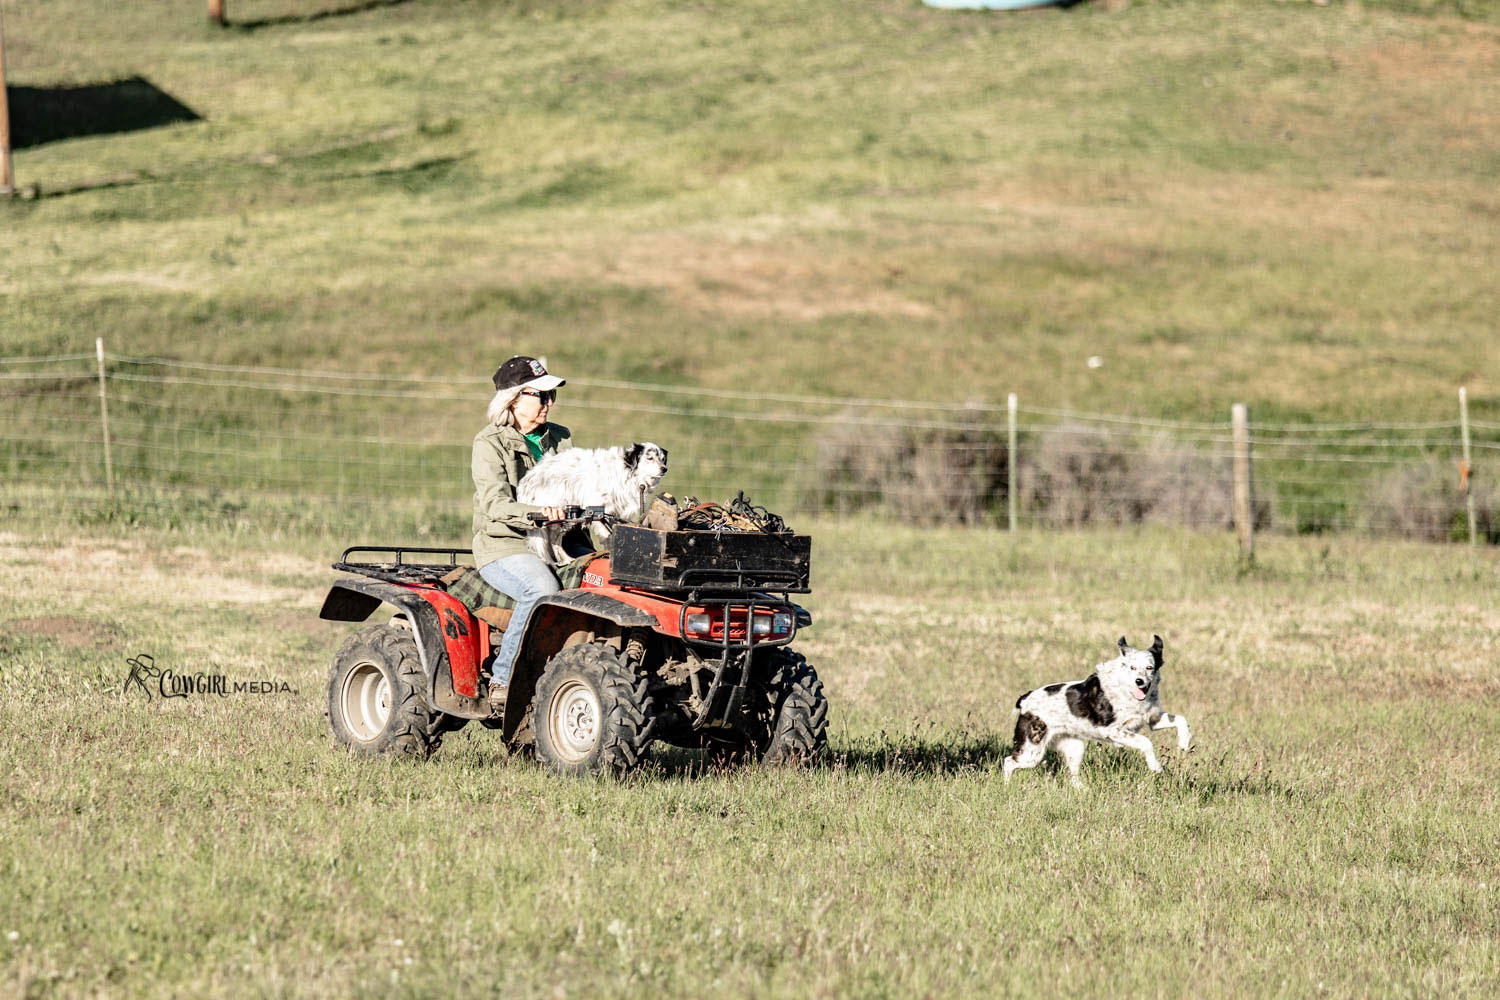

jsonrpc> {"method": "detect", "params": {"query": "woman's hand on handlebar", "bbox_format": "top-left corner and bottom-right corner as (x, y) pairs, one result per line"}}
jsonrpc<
(526, 505), (608, 525)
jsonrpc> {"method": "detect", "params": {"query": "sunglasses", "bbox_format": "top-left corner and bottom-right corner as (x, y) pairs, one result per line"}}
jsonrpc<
(520, 388), (556, 405)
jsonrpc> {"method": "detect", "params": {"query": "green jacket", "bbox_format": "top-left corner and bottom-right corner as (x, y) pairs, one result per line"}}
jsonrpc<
(470, 421), (573, 566)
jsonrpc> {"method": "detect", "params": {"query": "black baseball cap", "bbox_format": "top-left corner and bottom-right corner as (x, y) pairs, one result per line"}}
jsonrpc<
(492, 356), (566, 392)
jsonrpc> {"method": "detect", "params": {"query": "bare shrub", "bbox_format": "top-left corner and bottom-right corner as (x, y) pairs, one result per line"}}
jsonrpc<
(807, 415), (1281, 529)
(1366, 463), (1500, 543)
(805, 408), (1008, 524)
(1021, 424), (1268, 530)
(1023, 424), (1143, 527)
(1136, 436), (1238, 529)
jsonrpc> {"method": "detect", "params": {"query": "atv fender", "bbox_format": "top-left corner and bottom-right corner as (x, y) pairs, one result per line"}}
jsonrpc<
(320, 578), (489, 716)
(500, 591), (659, 743)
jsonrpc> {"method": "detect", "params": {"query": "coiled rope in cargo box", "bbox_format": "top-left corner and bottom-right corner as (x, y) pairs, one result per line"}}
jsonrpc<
(675, 491), (791, 536)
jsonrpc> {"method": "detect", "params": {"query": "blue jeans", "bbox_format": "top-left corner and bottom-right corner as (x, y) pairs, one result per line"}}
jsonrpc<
(479, 553), (561, 688)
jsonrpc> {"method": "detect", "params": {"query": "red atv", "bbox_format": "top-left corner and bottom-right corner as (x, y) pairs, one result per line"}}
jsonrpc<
(320, 509), (828, 774)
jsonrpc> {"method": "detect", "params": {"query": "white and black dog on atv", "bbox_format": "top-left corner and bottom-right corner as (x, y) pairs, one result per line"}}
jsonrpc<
(1004, 635), (1191, 787)
(517, 442), (668, 564)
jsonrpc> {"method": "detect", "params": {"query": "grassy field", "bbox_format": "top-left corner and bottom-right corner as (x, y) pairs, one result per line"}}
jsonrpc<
(2, 520), (1499, 997)
(3, 4), (1500, 993)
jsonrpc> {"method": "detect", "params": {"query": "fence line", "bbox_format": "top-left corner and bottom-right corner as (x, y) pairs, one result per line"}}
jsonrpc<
(2, 349), (1480, 431)
(0, 353), (95, 365)
(0, 351), (1491, 543)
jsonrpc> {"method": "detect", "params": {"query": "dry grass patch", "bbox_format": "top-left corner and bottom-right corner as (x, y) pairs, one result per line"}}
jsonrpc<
(1, 616), (127, 651)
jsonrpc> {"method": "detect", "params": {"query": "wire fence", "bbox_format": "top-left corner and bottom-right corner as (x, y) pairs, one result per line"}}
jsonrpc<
(1, 349), (1494, 544)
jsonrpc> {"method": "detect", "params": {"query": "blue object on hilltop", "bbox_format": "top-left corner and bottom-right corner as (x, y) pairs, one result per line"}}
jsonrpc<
(921, 0), (1063, 9)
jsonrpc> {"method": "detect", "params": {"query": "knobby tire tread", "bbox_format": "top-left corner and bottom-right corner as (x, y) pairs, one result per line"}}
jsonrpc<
(759, 650), (830, 766)
(533, 643), (657, 776)
(327, 624), (447, 760)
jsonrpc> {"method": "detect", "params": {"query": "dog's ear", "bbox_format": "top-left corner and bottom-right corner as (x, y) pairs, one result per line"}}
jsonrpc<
(1150, 634), (1164, 669)
(1117, 636), (1130, 656)
(624, 443), (645, 471)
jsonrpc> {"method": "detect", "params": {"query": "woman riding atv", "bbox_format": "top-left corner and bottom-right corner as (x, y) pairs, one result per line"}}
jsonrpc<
(471, 355), (570, 704)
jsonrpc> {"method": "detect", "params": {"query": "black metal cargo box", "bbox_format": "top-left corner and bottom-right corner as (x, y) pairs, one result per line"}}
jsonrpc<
(608, 525), (811, 593)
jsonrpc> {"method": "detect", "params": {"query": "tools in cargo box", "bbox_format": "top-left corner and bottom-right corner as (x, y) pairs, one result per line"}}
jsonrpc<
(653, 491), (792, 535)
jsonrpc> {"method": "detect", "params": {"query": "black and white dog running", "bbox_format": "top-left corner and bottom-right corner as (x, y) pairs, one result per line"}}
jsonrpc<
(1003, 635), (1192, 787)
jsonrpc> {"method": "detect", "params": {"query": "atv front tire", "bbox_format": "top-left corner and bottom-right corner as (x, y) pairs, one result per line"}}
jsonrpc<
(532, 642), (655, 776)
(326, 623), (448, 759)
(756, 650), (829, 765)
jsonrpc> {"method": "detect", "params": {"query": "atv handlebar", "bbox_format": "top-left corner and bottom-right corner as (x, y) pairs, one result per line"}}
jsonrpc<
(526, 505), (612, 527)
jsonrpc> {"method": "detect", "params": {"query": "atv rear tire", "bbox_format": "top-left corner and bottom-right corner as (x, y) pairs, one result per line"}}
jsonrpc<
(756, 650), (829, 765)
(532, 642), (655, 776)
(326, 623), (448, 759)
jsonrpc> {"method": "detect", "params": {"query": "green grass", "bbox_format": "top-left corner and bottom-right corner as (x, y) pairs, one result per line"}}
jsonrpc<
(3, 8), (1500, 987)
(3, 1), (1498, 532)
(2, 0), (1500, 530)
(3, 0), (1497, 417)
(3, 520), (1499, 996)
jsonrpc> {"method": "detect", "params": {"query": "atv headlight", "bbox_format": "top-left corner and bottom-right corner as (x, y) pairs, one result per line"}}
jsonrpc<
(751, 614), (773, 637)
(685, 613), (712, 636)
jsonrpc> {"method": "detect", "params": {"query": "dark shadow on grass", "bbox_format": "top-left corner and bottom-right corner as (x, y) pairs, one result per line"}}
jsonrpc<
(830, 731), (1010, 776)
(532, 733), (1318, 798)
(640, 730), (1012, 781)
(230, 0), (414, 31)
(7, 78), (201, 150)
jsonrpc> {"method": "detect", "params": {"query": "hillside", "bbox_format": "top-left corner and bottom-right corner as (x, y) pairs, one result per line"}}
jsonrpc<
(2, 0), (1497, 527)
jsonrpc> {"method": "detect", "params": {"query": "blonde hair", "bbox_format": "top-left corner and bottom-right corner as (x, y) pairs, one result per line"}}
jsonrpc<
(486, 385), (525, 426)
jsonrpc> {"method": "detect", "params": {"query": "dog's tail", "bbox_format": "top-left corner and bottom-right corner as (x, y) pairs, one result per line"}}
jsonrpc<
(1014, 691), (1028, 711)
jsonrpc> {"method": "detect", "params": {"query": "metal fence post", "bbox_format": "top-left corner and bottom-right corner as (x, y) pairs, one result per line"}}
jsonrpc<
(1460, 386), (1477, 548)
(1007, 392), (1017, 533)
(1232, 403), (1254, 563)
(96, 338), (115, 504)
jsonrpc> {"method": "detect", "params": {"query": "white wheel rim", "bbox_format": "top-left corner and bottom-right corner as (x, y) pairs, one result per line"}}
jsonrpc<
(340, 662), (392, 742)
(548, 679), (600, 763)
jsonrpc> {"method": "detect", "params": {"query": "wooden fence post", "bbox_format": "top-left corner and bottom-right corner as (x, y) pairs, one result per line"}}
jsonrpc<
(1, 8), (14, 199)
(1232, 403), (1254, 563)
(1460, 386), (1477, 548)
(1007, 392), (1018, 533)
(208, 1), (226, 27)
(96, 338), (115, 504)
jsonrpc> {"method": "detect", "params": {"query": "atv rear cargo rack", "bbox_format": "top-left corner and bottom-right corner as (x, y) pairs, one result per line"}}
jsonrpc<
(333, 545), (473, 585)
